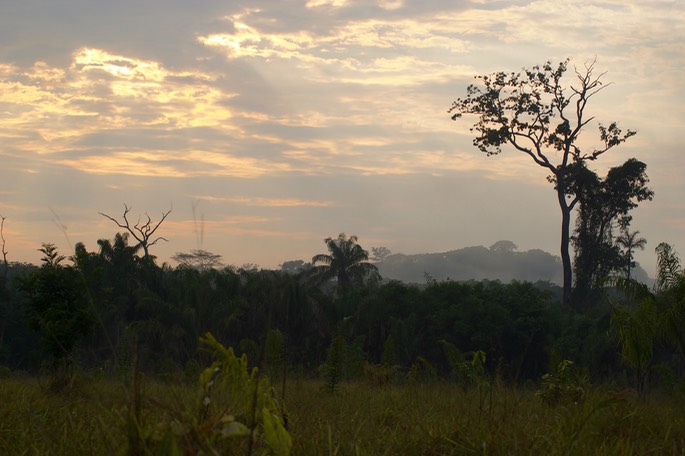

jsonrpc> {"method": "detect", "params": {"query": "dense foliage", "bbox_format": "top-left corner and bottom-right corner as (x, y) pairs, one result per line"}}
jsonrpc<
(0, 232), (683, 397)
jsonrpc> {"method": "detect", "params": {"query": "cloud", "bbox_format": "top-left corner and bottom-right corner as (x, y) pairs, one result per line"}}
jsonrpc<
(1, 0), (682, 271)
(198, 9), (473, 87)
(191, 195), (335, 208)
(306, 0), (350, 8)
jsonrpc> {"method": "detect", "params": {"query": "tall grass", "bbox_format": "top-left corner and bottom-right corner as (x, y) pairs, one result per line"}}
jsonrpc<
(0, 375), (124, 455)
(3, 373), (684, 455)
(286, 380), (685, 455)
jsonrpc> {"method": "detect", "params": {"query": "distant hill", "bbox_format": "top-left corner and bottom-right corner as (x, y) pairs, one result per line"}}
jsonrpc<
(376, 241), (652, 286)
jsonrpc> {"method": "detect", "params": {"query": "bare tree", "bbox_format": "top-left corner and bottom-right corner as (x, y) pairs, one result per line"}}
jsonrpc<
(0, 215), (7, 278)
(99, 204), (172, 259)
(0, 215), (7, 353)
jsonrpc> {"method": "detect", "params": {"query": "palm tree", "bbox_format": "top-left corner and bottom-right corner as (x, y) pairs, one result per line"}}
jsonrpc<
(616, 229), (647, 279)
(655, 243), (685, 367)
(655, 242), (682, 290)
(312, 233), (380, 294)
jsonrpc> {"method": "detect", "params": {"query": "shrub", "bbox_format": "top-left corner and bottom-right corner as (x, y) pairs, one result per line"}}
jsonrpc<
(537, 359), (587, 407)
(122, 332), (291, 455)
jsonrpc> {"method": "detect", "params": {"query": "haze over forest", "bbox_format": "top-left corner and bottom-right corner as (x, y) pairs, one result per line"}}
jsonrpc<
(0, 1), (682, 274)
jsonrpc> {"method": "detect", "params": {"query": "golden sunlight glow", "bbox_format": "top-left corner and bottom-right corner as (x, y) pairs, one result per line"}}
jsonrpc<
(0, 47), (250, 176)
(184, 151), (288, 178)
(73, 48), (167, 81)
(378, 0), (403, 10)
(168, 202), (334, 246)
(163, 216), (293, 239)
(57, 148), (293, 179)
(199, 12), (470, 86)
(58, 154), (187, 177)
(225, 196), (334, 207)
(0, 81), (60, 105)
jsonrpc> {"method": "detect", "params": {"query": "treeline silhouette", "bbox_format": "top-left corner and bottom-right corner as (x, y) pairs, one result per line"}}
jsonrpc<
(0, 232), (682, 394)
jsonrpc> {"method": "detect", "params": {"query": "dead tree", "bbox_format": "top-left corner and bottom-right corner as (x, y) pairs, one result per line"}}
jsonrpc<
(0, 215), (7, 352)
(0, 215), (7, 278)
(99, 204), (172, 259)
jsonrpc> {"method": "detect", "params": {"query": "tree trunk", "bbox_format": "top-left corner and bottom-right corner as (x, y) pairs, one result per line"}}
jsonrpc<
(557, 186), (573, 308)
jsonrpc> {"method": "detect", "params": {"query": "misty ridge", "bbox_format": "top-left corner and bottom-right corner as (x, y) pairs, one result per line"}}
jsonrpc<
(364, 240), (652, 288)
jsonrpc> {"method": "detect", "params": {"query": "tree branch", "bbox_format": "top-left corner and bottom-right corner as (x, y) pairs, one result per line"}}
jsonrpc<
(99, 204), (172, 258)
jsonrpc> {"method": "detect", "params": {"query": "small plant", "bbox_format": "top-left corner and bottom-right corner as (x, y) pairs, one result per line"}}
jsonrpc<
(440, 340), (486, 390)
(363, 361), (400, 386)
(407, 356), (438, 385)
(121, 332), (292, 455)
(380, 334), (400, 367)
(264, 328), (286, 381)
(469, 350), (491, 418)
(320, 334), (346, 392)
(360, 334), (402, 386)
(440, 341), (492, 417)
(536, 359), (587, 407)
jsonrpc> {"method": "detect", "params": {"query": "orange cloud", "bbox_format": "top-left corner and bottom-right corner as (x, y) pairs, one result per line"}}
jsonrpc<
(189, 194), (334, 207)
(57, 149), (289, 178)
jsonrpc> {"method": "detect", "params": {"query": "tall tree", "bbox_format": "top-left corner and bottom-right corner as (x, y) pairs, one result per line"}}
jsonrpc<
(569, 159), (653, 305)
(449, 59), (636, 307)
(71, 232), (147, 363)
(18, 244), (93, 388)
(0, 215), (9, 359)
(312, 233), (380, 294)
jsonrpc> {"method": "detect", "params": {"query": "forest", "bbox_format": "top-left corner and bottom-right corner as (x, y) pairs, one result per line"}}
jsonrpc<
(1, 226), (685, 454)
(0, 234), (572, 382)
(1, 227), (683, 389)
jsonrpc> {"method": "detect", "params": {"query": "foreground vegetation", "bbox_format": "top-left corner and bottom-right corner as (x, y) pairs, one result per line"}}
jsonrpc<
(2, 371), (685, 455)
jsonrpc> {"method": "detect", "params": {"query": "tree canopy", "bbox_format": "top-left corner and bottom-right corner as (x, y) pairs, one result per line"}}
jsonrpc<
(449, 59), (640, 307)
(570, 158), (653, 306)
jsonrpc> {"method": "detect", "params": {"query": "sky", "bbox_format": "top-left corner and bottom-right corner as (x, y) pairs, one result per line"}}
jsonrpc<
(0, 0), (683, 275)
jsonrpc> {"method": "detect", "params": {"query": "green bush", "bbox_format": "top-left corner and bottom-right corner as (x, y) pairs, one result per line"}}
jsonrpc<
(121, 332), (292, 455)
(537, 360), (587, 407)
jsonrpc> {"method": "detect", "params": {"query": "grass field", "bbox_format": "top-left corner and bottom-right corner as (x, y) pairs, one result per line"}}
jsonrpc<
(1, 373), (685, 455)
